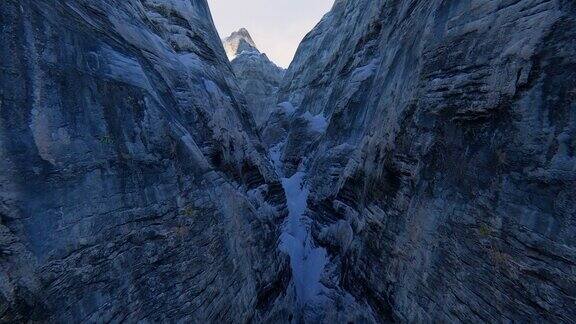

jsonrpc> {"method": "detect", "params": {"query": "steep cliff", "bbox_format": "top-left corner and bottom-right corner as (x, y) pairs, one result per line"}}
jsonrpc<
(0, 0), (289, 322)
(2, 0), (575, 322)
(223, 29), (285, 127)
(267, 0), (576, 322)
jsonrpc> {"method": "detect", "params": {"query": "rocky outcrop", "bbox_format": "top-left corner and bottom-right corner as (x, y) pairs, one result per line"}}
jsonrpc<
(223, 29), (285, 127)
(0, 0), (289, 322)
(268, 0), (576, 322)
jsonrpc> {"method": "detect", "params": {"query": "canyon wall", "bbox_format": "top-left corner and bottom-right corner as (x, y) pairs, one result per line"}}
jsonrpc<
(0, 0), (289, 321)
(2, 0), (575, 322)
(268, 0), (576, 322)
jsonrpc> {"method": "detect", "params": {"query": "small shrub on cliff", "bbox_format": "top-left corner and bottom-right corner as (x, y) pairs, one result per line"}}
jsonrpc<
(182, 206), (196, 218)
(98, 135), (115, 145)
(478, 224), (491, 237)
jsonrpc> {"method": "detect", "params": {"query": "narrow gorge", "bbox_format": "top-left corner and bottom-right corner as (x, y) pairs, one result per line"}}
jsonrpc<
(1, 0), (575, 323)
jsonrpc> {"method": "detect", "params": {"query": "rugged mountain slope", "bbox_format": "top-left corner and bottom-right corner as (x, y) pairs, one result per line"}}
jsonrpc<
(223, 29), (285, 127)
(266, 0), (576, 322)
(0, 0), (289, 322)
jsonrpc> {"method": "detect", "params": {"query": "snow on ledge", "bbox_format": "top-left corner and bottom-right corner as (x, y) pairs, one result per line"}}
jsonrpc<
(303, 111), (328, 133)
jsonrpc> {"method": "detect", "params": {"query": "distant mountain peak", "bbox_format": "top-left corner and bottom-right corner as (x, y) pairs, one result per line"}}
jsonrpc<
(223, 28), (259, 59)
(236, 28), (252, 38)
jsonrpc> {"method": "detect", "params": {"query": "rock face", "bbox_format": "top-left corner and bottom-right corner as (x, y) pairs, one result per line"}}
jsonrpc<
(0, 0), (289, 322)
(267, 0), (576, 322)
(2, 0), (576, 322)
(223, 29), (285, 127)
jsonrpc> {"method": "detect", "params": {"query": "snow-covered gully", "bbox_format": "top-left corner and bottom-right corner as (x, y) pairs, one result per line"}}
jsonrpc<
(270, 144), (328, 311)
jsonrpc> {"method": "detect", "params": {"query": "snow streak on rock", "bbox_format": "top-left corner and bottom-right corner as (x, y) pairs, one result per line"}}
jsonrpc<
(270, 141), (328, 309)
(279, 171), (328, 307)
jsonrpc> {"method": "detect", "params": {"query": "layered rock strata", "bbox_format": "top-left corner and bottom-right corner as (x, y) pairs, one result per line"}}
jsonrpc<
(0, 0), (288, 321)
(265, 0), (576, 322)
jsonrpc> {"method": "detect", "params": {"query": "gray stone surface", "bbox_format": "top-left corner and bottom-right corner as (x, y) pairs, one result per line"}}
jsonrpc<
(268, 0), (576, 322)
(2, 0), (576, 322)
(0, 0), (289, 322)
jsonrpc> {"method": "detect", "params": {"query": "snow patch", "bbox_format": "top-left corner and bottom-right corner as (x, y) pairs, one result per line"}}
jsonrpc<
(351, 60), (378, 82)
(178, 53), (203, 70)
(278, 101), (296, 115)
(279, 171), (328, 307)
(269, 142), (285, 173)
(303, 111), (328, 133)
(270, 137), (328, 307)
(203, 79), (220, 96)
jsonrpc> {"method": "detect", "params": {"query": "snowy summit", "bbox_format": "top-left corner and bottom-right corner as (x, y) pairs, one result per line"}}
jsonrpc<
(222, 28), (259, 60)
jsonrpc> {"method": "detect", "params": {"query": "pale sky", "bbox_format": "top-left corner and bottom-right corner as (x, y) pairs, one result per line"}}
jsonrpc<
(207, 0), (334, 68)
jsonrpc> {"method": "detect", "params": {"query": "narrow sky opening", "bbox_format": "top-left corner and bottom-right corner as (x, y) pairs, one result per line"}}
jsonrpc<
(207, 0), (334, 68)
